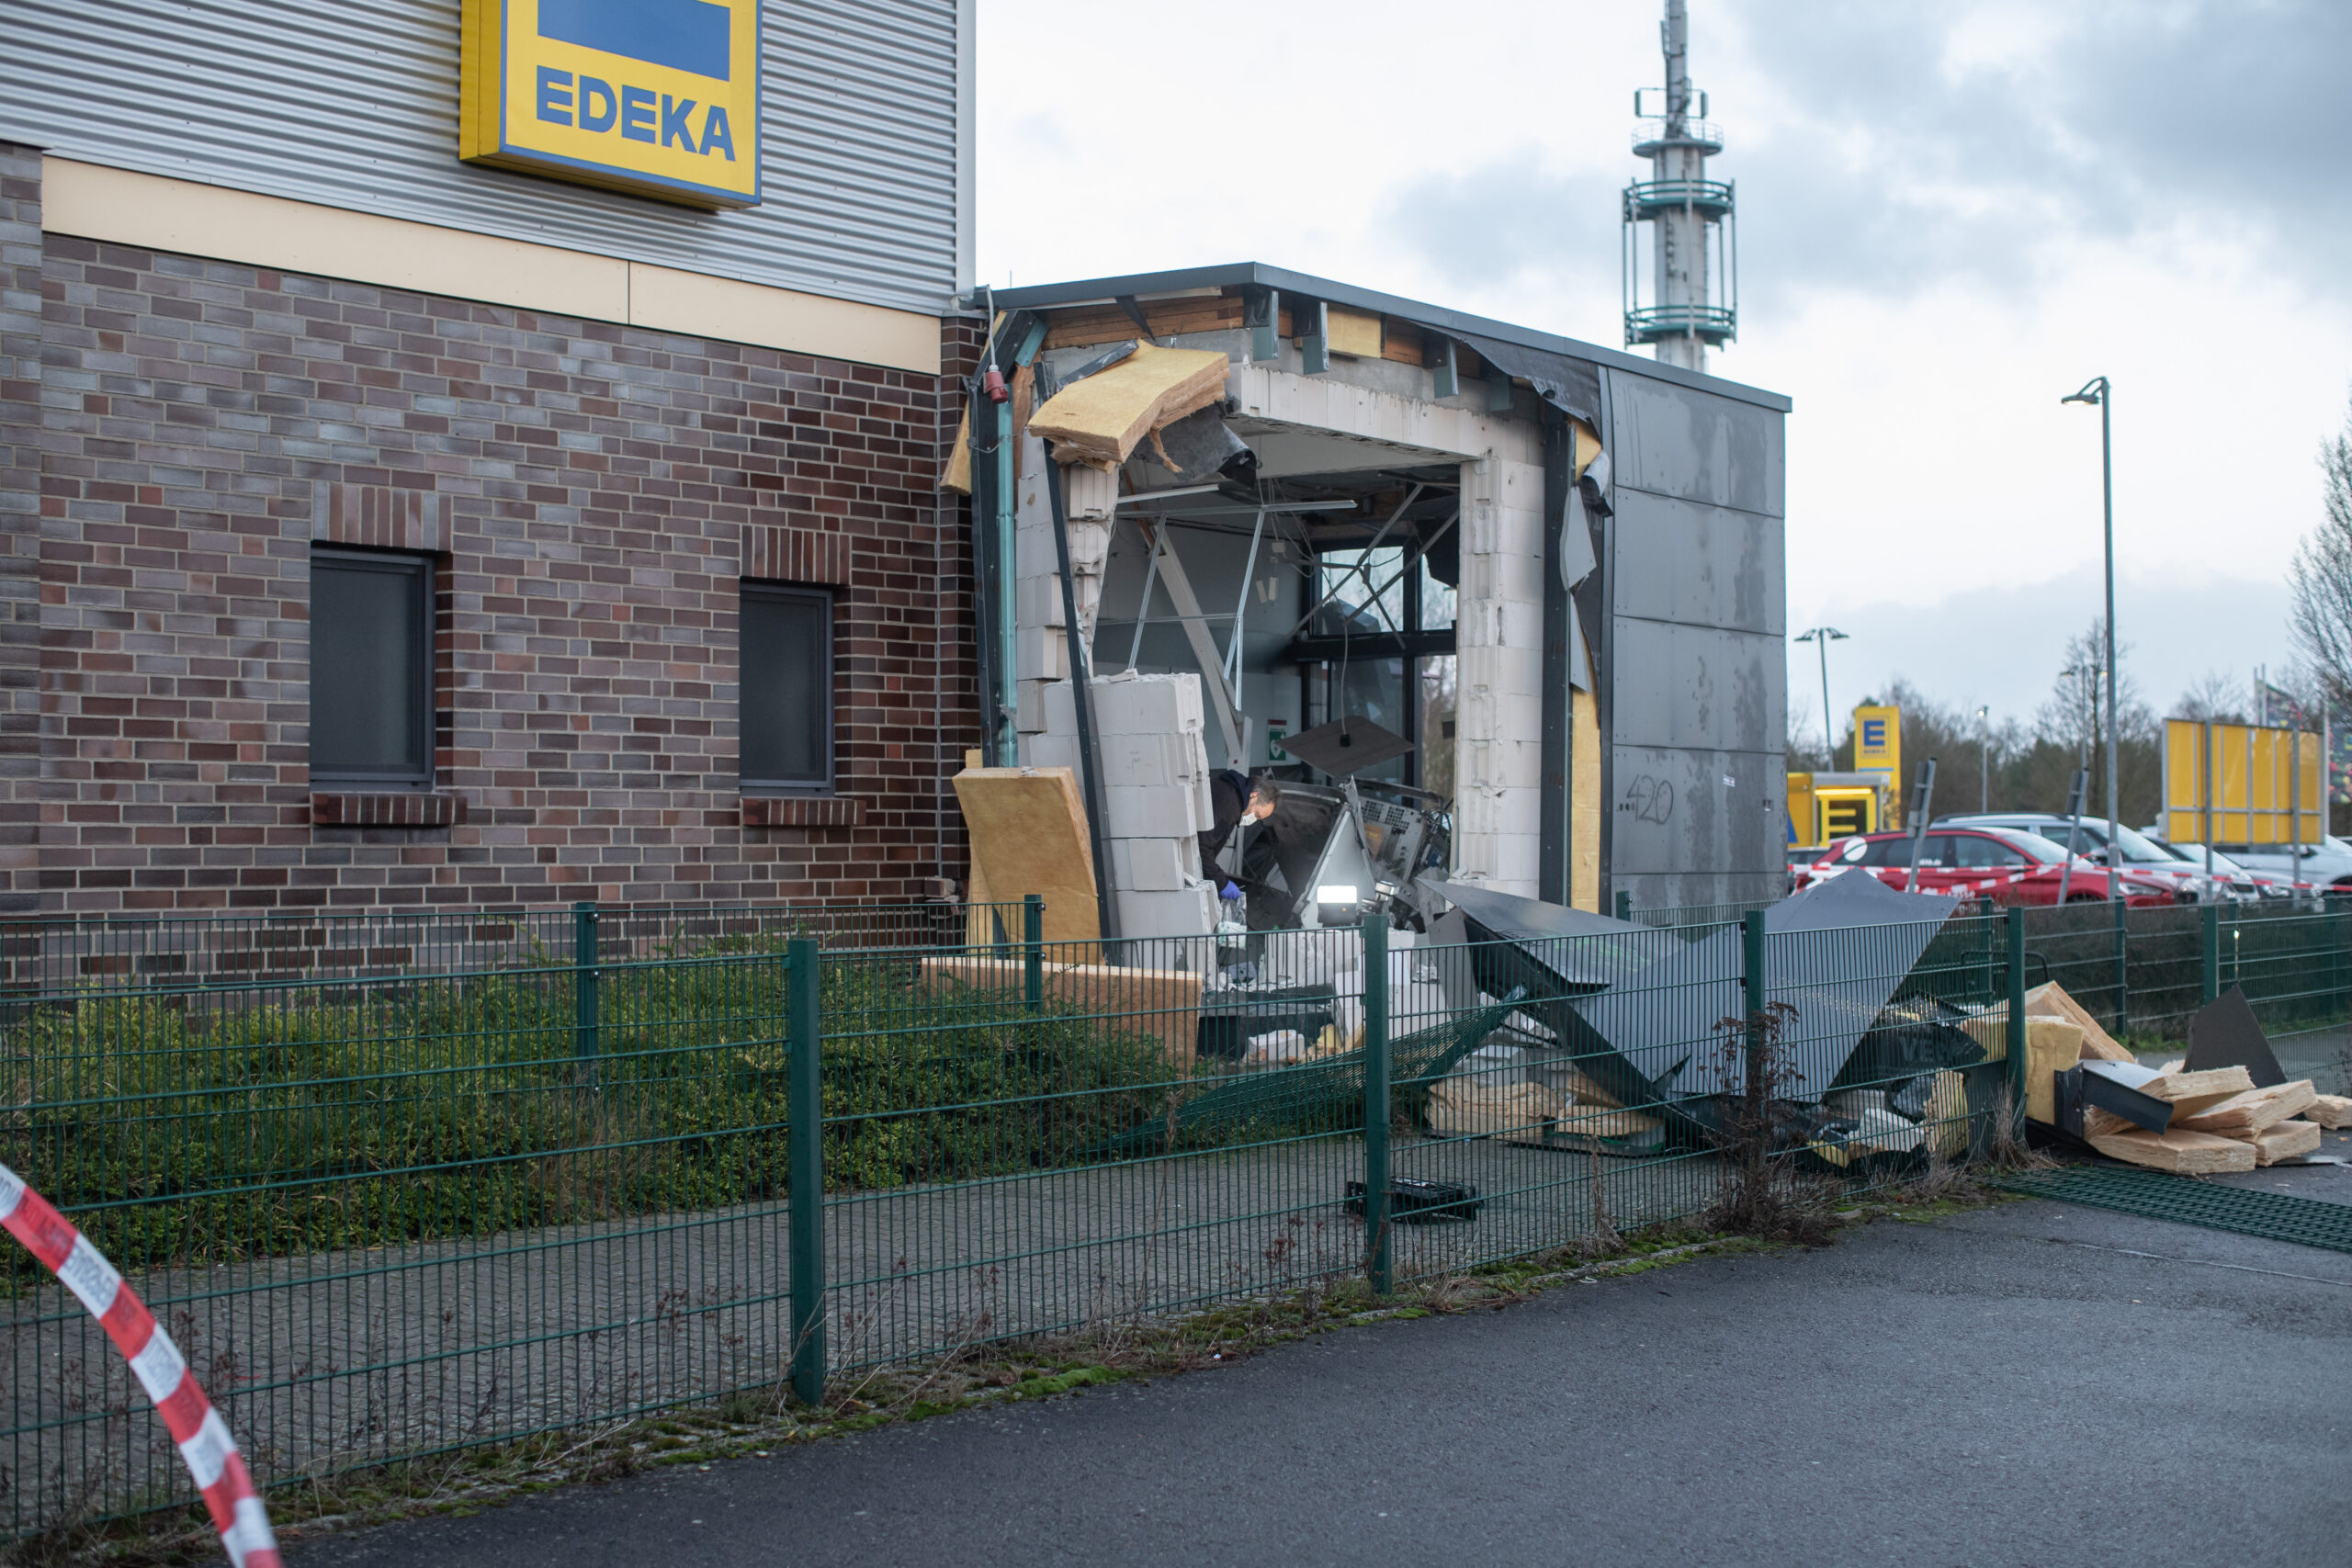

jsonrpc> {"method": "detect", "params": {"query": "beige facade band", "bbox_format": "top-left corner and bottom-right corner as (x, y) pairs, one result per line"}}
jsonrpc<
(39, 158), (942, 375)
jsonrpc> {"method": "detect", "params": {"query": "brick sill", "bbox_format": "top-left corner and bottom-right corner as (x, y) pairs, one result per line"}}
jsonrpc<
(311, 792), (464, 829)
(741, 795), (864, 829)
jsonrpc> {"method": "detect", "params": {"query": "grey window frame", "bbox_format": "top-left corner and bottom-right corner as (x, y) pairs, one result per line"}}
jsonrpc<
(309, 547), (435, 789)
(739, 581), (836, 794)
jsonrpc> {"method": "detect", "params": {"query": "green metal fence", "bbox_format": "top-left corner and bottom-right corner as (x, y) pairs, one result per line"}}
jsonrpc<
(0, 895), (2343, 1534)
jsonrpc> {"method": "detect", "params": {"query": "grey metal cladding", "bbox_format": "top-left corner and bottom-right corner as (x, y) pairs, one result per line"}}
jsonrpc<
(1607, 373), (1784, 517)
(1608, 621), (1782, 753)
(1, 0), (961, 316)
(1609, 745), (1783, 880)
(1610, 491), (1784, 637)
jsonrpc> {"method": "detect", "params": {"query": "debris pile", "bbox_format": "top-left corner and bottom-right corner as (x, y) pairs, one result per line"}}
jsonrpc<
(2031, 985), (2335, 1175)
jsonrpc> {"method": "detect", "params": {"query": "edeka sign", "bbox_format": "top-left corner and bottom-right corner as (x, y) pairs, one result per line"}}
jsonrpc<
(460, 0), (761, 209)
(1851, 705), (1900, 777)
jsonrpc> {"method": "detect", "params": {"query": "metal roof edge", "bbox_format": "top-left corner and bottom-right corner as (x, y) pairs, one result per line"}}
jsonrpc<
(986, 262), (1792, 414)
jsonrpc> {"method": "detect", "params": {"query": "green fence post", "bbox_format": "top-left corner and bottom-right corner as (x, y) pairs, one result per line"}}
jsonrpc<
(1023, 893), (1044, 1010)
(2006, 907), (2029, 1137)
(2112, 898), (2130, 1040)
(2200, 903), (2221, 1005)
(1614, 890), (1633, 923)
(787, 937), (827, 1408)
(1361, 914), (1392, 1296)
(572, 901), (600, 1080)
(1741, 908), (1767, 1083)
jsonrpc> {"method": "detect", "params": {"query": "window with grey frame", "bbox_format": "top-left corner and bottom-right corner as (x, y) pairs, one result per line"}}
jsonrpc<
(310, 548), (435, 788)
(740, 582), (835, 792)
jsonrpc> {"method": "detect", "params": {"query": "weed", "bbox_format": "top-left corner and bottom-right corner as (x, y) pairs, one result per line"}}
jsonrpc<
(1699, 1000), (1838, 1246)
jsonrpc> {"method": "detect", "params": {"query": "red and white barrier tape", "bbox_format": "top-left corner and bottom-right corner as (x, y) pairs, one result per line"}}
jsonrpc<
(0, 1162), (279, 1565)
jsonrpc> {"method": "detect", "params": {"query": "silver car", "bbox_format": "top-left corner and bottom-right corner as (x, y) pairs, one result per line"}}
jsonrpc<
(2146, 840), (2280, 903)
(2198, 832), (2352, 901)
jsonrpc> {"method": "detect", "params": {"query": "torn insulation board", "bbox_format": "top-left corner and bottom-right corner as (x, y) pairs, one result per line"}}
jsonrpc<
(1027, 342), (1232, 468)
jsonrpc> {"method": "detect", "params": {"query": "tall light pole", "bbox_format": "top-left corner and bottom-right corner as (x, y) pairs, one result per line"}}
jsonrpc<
(2062, 377), (2117, 899)
(1793, 627), (1848, 765)
(1977, 705), (1989, 812)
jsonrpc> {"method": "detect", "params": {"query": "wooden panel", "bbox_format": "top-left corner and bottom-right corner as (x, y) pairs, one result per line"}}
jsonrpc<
(1571, 689), (1601, 911)
(952, 767), (1100, 943)
(1038, 296), (1246, 350)
(1326, 306), (1383, 357)
(1380, 319), (1427, 367)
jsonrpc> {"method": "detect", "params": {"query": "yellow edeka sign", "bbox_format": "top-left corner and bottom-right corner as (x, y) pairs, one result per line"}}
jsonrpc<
(461, 0), (761, 209)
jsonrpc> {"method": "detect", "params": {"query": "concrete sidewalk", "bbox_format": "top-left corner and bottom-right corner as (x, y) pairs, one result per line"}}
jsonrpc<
(296, 1185), (2352, 1568)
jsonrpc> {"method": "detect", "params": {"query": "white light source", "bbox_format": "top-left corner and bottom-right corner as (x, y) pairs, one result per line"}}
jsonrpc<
(1315, 885), (1360, 905)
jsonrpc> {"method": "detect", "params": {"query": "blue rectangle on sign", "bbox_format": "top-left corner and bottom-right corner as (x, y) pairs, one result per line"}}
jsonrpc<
(1862, 720), (1886, 747)
(538, 0), (732, 80)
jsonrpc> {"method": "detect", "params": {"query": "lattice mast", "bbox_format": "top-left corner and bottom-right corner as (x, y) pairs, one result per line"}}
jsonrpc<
(1623, 0), (1736, 371)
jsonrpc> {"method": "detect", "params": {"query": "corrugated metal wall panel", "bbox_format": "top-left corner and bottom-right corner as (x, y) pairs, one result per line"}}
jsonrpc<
(0, 0), (961, 317)
(1601, 366), (1789, 907)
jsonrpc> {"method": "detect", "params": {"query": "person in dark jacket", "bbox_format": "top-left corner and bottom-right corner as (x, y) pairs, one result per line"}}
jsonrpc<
(1199, 772), (1278, 876)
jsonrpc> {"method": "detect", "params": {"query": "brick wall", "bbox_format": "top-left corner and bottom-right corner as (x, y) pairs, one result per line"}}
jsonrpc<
(0, 143), (41, 914)
(25, 183), (984, 911)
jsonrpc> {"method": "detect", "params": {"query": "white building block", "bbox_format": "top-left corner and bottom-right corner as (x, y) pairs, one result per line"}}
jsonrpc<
(1105, 784), (1204, 839)
(1016, 625), (1068, 682)
(1026, 732), (1080, 773)
(1110, 837), (1201, 892)
(1117, 885), (1217, 939)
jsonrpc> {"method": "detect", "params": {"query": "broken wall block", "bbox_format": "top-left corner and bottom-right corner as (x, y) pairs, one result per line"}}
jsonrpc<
(1017, 625), (1069, 682)
(1027, 732), (1079, 773)
(1117, 885), (1218, 940)
(1097, 731), (1205, 789)
(1089, 671), (1206, 736)
(1110, 837), (1202, 893)
(1105, 784), (1204, 840)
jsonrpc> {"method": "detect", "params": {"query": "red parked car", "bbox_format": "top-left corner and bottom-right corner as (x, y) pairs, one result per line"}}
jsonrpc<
(1797, 826), (2183, 907)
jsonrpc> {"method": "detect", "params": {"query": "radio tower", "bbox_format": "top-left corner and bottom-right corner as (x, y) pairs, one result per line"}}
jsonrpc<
(1623, 0), (1736, 371)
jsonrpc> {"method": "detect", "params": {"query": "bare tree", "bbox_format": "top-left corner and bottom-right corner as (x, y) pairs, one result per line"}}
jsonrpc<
(2034, 618), (2154, 750)
(2289, 395), (2352, 705)
(2175, 669), (2248, 723)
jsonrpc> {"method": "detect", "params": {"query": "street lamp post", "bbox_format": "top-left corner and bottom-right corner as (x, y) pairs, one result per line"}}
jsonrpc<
(1793, 627), (1849, 766)
(1977, 705), (1989, 813)
(2062, 377), (2118, 901)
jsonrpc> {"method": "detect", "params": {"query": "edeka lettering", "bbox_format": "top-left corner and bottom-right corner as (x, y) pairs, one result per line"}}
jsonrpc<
(460, 0), (761, 209)
(534, 69), (736, 159)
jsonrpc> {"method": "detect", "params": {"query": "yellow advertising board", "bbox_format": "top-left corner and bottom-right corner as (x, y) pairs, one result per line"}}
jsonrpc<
(461, 0), (763, 209)
(1851, 705), (1899, 775)
(1849, 704), (1900, 823)
(2163, 719), (2321, 845)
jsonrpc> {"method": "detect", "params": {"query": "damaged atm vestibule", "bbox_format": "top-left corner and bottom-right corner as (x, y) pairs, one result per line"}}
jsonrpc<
(946, 264), (1789, 940)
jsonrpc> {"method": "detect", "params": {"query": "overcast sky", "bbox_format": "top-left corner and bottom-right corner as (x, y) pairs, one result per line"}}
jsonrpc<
(974, 0), (2352, 736)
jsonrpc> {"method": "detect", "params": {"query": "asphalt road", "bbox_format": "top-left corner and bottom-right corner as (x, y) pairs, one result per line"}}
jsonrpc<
(299, 1178), (2352, 1568)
